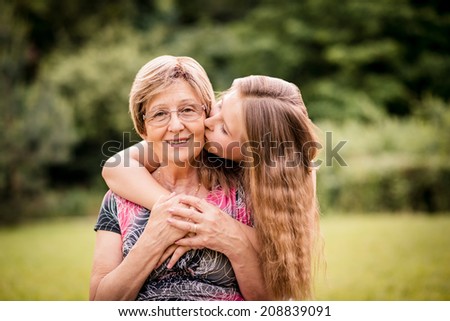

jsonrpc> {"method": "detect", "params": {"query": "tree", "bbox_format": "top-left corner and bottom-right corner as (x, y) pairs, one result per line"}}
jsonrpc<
(216, 0), (450, 119)
(0, 3), (76, 222)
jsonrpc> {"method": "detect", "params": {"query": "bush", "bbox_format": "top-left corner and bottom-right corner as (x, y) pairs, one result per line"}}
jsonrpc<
(0, 187), (105, 225)
(316, 100), (450, 213)
(318, 165), (450, 213)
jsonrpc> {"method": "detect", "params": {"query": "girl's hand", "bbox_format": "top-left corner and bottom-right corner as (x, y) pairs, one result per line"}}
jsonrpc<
(166, 195), (242, 257)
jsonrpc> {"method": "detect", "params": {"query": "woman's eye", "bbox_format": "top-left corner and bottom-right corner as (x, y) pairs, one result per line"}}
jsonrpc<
(181, 107), (195, 113)
(152, 111), (168, 119)
(155, 111), (167, 117)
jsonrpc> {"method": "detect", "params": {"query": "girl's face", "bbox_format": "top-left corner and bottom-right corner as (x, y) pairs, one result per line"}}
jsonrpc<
(204, 90), (245, 161)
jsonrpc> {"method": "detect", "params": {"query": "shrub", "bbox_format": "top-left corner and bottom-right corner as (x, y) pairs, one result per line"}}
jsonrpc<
(316, 100), (450, 213)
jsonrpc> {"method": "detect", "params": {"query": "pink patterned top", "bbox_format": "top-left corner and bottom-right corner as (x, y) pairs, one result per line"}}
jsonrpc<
(94, 187), (252, 301)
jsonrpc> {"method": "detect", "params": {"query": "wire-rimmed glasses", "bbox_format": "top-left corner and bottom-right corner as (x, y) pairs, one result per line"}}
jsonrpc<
(142, 104), (206, 127)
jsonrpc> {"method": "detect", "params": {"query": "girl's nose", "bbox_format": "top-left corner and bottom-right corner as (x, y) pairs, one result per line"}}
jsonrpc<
(204, 114), (218, 131)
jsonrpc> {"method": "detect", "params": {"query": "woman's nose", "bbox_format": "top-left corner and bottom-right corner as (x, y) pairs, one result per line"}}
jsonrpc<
(167, 113), (185, 132)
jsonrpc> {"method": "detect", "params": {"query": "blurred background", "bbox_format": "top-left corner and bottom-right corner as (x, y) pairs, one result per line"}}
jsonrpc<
(1, 0), (449, 300)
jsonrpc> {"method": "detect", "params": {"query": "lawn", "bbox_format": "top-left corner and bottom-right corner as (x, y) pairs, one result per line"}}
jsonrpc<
(0, 214), (449, 300)
(315, 213), (450, 300)
(0, 216), (97, 300)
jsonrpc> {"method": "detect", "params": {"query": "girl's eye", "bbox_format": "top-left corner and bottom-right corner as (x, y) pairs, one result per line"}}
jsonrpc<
(221, 124), (228, 135)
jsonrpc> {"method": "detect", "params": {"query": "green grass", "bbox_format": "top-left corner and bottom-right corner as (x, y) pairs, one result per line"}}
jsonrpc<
(315, 213), (450, 300)
(0, 214), (449, 300)
(0, 216), (97, 300)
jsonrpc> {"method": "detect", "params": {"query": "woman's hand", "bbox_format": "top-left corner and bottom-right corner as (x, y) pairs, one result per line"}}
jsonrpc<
(156, 243), (192, 269)
(166, 195), (242, 257)
(140, 193), (190, 249)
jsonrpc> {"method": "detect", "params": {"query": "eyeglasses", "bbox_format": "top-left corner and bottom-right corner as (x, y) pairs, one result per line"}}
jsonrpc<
(142, 104), (206, 127)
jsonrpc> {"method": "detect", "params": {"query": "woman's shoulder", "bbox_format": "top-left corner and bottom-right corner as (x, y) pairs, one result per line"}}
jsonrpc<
(206, 185), (252, 226)
(206, 185), (236, 206)
(100, 190), (147, 218)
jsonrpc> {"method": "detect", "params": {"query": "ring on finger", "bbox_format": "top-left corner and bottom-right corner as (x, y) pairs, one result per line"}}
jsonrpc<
(192, 223), (197, 233)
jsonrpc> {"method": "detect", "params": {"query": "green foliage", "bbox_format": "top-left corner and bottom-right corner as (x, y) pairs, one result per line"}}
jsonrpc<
(316, 98), (450, 213)
(32, 187), (105, 219)
(0, 186), (104, 225)
(43, 25), (145, 144)
(0, 3), (76, 223)
(2, 0), (449, 221)
(319, 166), (450, 213)
(219, 0), (450, 118)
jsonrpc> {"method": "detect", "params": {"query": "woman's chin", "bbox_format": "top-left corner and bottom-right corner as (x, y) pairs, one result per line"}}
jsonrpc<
(164, 148), (203, 166)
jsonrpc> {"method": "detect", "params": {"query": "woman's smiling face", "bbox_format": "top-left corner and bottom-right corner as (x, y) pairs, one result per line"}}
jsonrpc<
(141, 80), (206, 165)
(204, 90), (246, 161)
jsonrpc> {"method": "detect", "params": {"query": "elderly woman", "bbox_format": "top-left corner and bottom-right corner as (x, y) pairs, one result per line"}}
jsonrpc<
(89, 56), (266, 301)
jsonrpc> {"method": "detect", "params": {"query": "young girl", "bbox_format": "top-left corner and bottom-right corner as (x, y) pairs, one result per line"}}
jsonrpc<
(103, 75), (321, 300)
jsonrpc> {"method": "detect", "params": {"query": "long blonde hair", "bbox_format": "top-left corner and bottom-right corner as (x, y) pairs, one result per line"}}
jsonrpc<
(234, 75), (320, 300)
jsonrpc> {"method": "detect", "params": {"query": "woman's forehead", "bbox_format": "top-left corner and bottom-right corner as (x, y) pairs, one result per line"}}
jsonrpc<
(146, 81), (200, 108)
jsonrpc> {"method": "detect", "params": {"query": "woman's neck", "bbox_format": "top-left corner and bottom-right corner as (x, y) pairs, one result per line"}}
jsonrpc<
(154, 165), (200, 195)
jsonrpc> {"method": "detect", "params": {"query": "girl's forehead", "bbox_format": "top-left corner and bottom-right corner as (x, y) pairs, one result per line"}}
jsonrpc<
(222, 91), (244, 139)
(222, 88), (238, 99)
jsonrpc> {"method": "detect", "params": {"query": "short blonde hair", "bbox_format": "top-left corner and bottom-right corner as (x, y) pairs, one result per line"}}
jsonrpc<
(129, 55), (214, 135)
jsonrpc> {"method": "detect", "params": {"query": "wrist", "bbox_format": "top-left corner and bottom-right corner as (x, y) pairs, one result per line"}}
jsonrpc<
(222, 222), (250, 261)
(132, 234), (166, 260)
